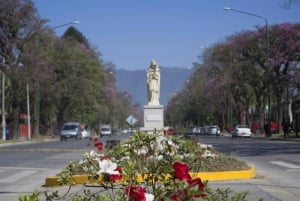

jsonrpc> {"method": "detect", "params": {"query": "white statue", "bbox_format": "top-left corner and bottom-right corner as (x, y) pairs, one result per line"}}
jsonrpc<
(147, 59), (160, 105)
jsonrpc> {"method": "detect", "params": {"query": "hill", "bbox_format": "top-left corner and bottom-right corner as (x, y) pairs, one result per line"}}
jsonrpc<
(115, 67), (194, 106)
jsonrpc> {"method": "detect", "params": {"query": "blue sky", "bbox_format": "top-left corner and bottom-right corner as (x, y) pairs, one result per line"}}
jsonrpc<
(33, 0), (300, 70)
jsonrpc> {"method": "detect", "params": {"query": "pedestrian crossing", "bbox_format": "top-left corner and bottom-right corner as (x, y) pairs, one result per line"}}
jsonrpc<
(270, 160), (300, 169)
(0, 170), (36, 183)
(0, 167), (50, 185)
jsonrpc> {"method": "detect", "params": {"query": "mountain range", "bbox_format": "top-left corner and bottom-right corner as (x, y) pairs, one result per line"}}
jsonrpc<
(115, 67), (194, 107)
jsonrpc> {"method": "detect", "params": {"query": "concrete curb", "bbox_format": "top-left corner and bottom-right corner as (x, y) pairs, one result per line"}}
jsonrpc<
(45, 165), (256, 187)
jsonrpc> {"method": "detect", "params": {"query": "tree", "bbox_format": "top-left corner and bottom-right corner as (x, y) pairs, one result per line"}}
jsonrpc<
(0, 0), (48, 138)
(49, 36), (104, 129)
(167, 22), (300, 133)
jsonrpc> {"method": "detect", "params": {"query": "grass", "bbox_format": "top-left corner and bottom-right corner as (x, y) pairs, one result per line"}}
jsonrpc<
(200, 153), (250, 172)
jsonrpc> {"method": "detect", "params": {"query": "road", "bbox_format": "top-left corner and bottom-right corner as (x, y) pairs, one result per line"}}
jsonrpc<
(0, 134), (130, 201)
(197, 135), (300, 201)
(0, 133), (299, 201)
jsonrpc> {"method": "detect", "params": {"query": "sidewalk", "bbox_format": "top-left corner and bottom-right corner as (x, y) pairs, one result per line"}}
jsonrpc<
(222, 131), (300, 142)
(252, 132), (300, 142)
(0, 134), (59, 147)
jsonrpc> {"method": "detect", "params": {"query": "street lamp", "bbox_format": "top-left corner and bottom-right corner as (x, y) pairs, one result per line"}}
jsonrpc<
(1, 57), (5, 141)
(224, 6), (270, 121)
(52, 21), (80, 29)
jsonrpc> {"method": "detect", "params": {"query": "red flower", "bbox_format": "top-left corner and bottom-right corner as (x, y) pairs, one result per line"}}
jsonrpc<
(93, 138), (98, 142)
(188, 178), (206, 198)
(97, 144), (103, 151)
(172, 162), (192, 182)
(170, 193), (182, 201)
(109, 166), (122, 181)
(188, 178), (205, 190)
(94, 141), (103, 147)
(125, 185), (146, 201)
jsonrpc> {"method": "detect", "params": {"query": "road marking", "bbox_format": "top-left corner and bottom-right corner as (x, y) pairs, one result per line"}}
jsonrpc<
(0, 148), (89, 152)
(0, 170), (36, 183)
(270, 161), (300, 169)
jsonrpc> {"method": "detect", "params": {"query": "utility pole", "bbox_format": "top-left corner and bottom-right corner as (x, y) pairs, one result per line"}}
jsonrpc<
(2, 57), (5, 141)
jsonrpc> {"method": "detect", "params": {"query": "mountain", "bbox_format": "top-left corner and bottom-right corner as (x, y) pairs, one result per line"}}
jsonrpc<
(115, 67), (194, 106)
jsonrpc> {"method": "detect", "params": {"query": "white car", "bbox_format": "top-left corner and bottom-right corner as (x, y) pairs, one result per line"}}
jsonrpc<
(232, 125), (252, 138)
(100, 126), (112, 136)
(81, 129), (91, 139)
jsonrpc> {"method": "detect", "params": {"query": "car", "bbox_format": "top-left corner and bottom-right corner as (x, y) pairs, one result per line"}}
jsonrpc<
(81, 128), (91, 139)
(205, 125), (220, 136)
(163, 127), (175, 135)
(232, 125), (252, 138)
(60, 122), (82, 141)
(186, 126), (199, 135)
(100, 125), (112, 136)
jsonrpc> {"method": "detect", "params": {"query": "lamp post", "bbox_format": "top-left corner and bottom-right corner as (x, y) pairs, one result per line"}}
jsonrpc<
(1, 57), (5, 141)
(224, 6), (270, 122)
(52, 21), (80, 29)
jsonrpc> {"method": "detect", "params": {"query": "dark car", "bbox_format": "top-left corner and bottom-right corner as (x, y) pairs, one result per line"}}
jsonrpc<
(205, 125), (220, 136)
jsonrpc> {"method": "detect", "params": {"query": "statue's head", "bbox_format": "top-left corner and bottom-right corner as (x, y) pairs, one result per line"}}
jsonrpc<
(150, 59), (158, 69)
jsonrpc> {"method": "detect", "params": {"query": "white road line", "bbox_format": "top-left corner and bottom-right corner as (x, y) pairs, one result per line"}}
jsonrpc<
(0, 170), (36, 183)
(270, 161), (300, 169)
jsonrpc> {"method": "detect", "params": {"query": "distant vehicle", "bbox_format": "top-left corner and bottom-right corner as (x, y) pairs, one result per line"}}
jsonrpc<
(121, 129), (129, 134)
(205, 125), (220, 136)
(60, 122), (82, 141)
(186, 126), (199, 135)
(163, 127), (175, 135)
(232, 125), (252, 138)
(100, 125), (112, 136)
(81, 128), (91, 139)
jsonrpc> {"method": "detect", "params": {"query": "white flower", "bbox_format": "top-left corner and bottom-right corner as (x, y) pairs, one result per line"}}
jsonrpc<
(156, 155), (163, 160)
(202, 150), (216, 158)
(145, 193), (154, 201)
(96, 159), (119, 175)
(199, 144), (213, 149)
(134, 146), (148, 155)
(120, 156), (130, 161)
(84, 150), (102, 158)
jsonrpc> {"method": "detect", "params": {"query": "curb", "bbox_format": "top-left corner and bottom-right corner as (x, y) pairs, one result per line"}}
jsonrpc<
(45, 165), (256, 187)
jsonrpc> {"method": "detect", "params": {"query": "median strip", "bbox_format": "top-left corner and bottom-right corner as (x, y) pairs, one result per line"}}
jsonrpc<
(45, 165), (256, 187)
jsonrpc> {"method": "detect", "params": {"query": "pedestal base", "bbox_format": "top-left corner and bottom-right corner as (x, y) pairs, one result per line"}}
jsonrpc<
(140, 105), (164, 134)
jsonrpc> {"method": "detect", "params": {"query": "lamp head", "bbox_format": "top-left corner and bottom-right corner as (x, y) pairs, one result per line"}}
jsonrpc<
(224, 6), (231, 11)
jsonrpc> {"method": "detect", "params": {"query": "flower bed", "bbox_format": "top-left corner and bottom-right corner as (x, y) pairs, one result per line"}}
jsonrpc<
(29, 131), (256, 201)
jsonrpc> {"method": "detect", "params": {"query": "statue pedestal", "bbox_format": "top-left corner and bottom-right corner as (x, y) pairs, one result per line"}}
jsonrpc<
(140, 105), (164, 134)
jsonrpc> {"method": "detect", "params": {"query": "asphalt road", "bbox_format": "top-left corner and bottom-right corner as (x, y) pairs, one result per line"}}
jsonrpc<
(0, 133), (299, 201)
(0, 133), (133, 201)
(198, 134), (300, 201)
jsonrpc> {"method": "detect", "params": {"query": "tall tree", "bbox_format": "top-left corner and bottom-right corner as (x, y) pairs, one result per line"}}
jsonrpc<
(0, 0), (47, 138)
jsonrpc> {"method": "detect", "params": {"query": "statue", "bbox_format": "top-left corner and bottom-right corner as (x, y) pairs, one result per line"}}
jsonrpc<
(147, 59), (160, 105)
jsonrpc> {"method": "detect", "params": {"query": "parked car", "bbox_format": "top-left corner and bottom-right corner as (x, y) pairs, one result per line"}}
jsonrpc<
(60, 122), (82, 141)
(232, 125), (252, 138)
(205, 125), (220, 136)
